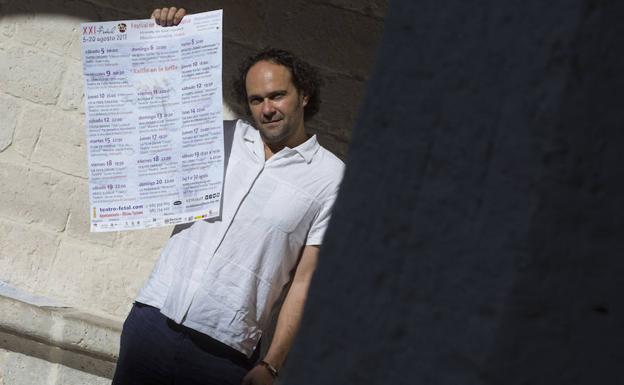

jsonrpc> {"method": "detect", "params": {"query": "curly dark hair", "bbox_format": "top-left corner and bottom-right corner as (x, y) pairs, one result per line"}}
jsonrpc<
(233, 48), (323, 121)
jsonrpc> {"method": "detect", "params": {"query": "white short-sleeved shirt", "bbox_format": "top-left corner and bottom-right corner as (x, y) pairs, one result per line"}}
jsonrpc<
(137, 120), (344, 357)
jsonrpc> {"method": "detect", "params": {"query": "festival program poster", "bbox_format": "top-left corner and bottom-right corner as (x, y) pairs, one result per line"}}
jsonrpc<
(81, 10), (224, 232)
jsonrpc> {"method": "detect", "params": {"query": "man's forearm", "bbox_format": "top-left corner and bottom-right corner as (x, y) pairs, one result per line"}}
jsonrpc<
(263, 280), (310, 368)
(263, 245), (319, 369)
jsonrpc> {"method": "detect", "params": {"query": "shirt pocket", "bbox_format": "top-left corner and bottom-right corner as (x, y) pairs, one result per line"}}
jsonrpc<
(262, 183), (312, 233)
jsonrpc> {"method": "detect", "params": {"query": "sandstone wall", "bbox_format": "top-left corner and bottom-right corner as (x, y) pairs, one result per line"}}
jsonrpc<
(0, 0), (385, 319)
(1, 1), (385, 383)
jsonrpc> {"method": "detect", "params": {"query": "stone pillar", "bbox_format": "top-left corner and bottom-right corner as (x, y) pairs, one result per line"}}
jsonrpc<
(284, 1), (624, 384)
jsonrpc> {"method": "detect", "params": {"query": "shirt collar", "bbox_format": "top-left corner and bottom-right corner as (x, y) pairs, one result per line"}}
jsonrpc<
(242, 122), (259, 143)
(242, 123), (320, 163)
(242, 123), (264, 160)
(292, 134), (320, 163)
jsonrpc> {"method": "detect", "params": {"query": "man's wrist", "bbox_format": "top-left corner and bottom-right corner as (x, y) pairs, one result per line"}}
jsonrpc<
(258, 359), (279, 378)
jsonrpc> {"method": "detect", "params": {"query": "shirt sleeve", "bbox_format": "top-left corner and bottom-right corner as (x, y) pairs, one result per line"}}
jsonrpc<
(305, 192), (339, 246)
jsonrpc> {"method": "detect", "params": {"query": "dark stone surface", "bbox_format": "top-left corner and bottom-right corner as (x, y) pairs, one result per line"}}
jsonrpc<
(284, 0), (624, 384)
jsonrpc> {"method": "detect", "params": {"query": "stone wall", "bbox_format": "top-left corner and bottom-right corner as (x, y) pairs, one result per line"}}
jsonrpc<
(0, 294), (119, 385)
(0, 0), (385, 383)
(0, 0), (385, 318)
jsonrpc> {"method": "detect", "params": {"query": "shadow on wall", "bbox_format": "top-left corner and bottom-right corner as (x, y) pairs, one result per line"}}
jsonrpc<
(284, 0), (624, 384)
(0, 0), (387, 159)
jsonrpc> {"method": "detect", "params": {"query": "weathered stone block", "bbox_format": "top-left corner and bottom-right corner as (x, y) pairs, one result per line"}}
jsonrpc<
(265, 1), (384, 78)
(307, 120), (350, 160)
(214, 0), (270, 49)
(33, 118), (86, 177)
(57, 365), (111, 385)
(5, 0), (100, 57)
(43, 240), (154, 317)
(0, 298), (58, 345)
(0, 348), (6, 384)
(0, 295), (120, 382)
(65, 180), (116, 247)
(0, 162), (74, 231)
(13, 13), (75, 57)
(314, 73), (366, 142)
(17, 104), (87, 177)
(0, 94), (20, 152)
(0, 11), (16, 41)
(0, 44), (64, 104)
(299, 74), (365, 159)
(86, 0), (172, 18)
(11, 106), (39, 160)
(316, 0), (388, 19)
(0, 220), (58, 295)
(58, 60), (85, 112)
(0, 351), (53, 385)
(221, 41), (259, 116)
(114, 227), (171, 260)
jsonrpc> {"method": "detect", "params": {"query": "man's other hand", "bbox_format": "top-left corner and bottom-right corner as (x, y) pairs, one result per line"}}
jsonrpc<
(151, 7), (186, 26)
(241, 364), (275, 385)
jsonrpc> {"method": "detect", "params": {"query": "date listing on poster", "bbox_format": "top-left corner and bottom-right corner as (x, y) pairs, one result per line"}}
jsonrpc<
(81, 10), (225, 232)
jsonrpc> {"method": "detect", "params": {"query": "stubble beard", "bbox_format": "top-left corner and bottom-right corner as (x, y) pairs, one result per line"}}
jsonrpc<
(257, 120), (294, 146)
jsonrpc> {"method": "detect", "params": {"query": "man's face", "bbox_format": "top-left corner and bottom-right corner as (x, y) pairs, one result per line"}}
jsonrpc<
(245, 60), (308, 146)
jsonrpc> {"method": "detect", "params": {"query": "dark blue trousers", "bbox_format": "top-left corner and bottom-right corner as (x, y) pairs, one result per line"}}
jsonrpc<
(112, 303), (258, 385)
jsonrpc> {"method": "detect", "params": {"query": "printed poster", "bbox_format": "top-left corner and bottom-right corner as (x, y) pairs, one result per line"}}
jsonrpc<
(81, 10), (224, 232)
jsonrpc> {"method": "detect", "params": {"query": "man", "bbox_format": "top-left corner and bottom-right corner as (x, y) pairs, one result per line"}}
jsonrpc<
(112, 7), (344, 385)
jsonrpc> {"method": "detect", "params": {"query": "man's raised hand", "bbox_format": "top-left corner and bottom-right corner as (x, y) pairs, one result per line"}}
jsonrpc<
(151, 7), (186, 26)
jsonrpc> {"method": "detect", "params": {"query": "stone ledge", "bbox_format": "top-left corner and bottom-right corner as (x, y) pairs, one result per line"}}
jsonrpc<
(0, 293), (121, 379)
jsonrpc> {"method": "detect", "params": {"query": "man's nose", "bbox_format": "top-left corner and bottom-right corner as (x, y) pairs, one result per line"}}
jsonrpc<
(261, 99), (276, 116)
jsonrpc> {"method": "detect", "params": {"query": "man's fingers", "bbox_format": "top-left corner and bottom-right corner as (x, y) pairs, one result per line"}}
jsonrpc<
(158, 7), (169, 26)
(151, 9), (161, 25)
(166, 7), (177, 26)
(173, 8), (187, 25)
(151, 7), (187, 27)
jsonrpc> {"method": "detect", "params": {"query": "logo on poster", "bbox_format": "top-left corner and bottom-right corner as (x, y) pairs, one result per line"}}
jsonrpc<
(83, 25), (96, 35)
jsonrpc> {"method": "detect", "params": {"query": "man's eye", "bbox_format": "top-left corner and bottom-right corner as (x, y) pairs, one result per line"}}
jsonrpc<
(249, 98), (261, 105)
